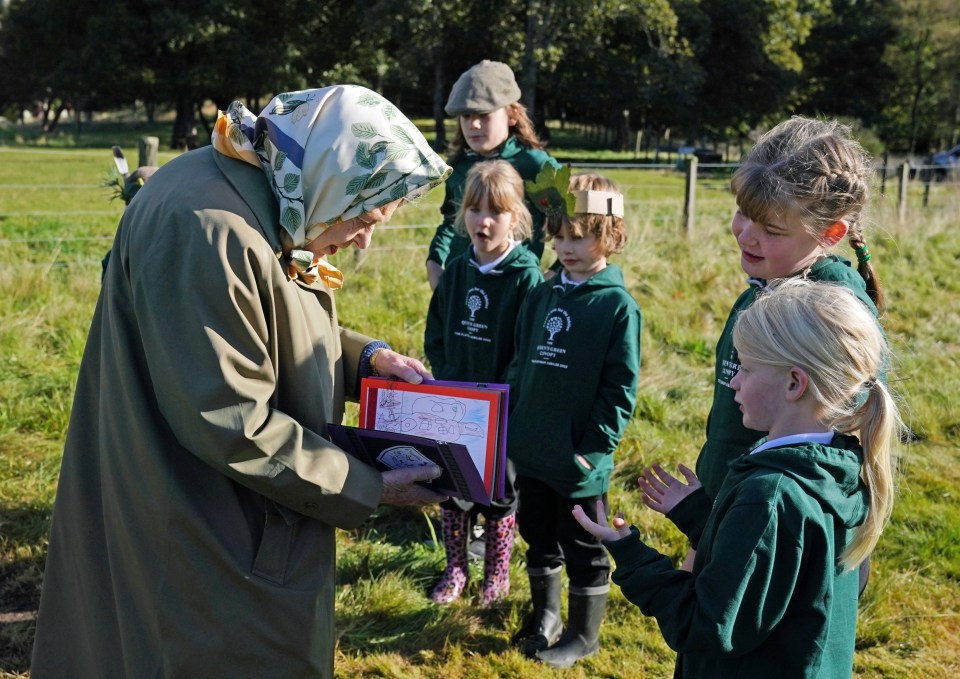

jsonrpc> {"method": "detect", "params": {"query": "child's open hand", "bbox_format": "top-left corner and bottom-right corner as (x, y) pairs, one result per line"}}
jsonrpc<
(572, 499), (632, 542)
(638, 463), (701, 515)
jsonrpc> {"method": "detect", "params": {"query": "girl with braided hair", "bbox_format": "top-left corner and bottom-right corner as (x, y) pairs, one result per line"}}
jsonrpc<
(641, 117), (886, 588)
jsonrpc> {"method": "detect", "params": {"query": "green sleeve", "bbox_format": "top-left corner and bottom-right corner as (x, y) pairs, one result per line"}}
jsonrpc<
(665, 487), (712, 548)
(427, 217), (457, 266)
(424, 278), (446, 374)
(427, 172), (461, 265)
(608, 499), (801, 656)
(576, 304), (642, 463)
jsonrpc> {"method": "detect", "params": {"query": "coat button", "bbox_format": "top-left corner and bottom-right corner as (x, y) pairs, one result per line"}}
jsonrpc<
(305, 502), (318, 509)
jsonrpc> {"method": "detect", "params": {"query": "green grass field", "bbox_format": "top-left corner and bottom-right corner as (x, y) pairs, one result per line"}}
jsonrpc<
(1, 126), (958, 678)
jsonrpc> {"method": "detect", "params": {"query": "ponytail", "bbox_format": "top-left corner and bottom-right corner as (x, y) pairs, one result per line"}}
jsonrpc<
(839, 379), (900, 569)
(847, 221), (885, 313)
(733, 278), (903, 571)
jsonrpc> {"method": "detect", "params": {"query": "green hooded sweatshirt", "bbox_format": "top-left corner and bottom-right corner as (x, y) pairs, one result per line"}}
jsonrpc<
(695, 256), (877, 501)
(606, 434), (868, 678)
(426, 135), (559, 266)
(507, 265), (641, 497)
(425, 244), (543, 383)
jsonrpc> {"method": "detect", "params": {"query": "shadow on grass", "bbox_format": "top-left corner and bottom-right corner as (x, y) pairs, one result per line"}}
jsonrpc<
(337, 598), (516, 659)
(0, 503), (49, 675)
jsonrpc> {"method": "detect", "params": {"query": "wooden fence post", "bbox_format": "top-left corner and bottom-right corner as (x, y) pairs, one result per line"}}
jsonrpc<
(879, 152), (888, 195)
(897, 162), (909, 223)
(683, 156), (698, 234)
(139, 136), (159, 168)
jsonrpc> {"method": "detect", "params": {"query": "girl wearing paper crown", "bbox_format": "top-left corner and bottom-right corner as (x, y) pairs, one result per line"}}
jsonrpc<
(506, 166), (642, 668)
(425, 60), (561, 290)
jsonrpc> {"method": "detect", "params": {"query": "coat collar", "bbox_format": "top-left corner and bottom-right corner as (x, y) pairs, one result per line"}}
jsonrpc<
(212, 148), (283, 255)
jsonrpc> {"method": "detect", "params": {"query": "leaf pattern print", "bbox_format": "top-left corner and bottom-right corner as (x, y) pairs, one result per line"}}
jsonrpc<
(390, 124), (414, 145)
(351, 122), (379, 139)
(385, 143), (414, 161)
(281, 206), (302, 232)
(390, 182), (408, 200)
(365, 171), (388, 190)
(346, 175), (371, 195)
(212, 85), (450, 252)
(270, 98), (309, 115)
(229, 124), (247, 148)
(355, 142), (377, 170)
(291, 105), (309, 124)
(357, 93), (383, 106)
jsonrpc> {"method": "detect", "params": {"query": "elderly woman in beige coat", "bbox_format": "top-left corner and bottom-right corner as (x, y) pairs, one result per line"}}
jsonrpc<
(31, 86), (452, 678)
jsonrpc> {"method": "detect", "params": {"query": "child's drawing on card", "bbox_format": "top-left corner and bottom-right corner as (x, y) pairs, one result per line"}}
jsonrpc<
(376, 389), (403, 432)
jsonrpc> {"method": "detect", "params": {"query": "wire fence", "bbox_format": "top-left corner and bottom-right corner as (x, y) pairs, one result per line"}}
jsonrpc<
(1, 159), (956, 270)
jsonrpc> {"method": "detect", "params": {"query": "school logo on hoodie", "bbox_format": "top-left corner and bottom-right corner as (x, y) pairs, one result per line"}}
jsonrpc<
(533, 307), (571, 368)
(718, 344), (740, 389)
(455, 287), (492, 343)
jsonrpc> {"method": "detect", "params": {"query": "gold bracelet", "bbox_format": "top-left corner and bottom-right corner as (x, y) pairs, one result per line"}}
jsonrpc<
(369, 348), (387, 376)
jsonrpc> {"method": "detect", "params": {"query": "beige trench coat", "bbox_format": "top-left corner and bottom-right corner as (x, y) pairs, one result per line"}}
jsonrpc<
(31, 147), (384, 678)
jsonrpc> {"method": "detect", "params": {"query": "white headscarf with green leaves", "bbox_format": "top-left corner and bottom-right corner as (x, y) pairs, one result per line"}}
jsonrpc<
(213, 85), (450, 284)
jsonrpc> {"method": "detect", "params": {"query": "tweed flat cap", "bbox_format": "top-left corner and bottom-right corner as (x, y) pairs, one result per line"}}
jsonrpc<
(445, 60), (521, 116)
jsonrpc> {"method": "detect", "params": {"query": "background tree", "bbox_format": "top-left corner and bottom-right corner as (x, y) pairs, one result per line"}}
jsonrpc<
(877, 0), (960, 153)
(544, 0), (696, 149)
(681, 0), (831, 139)
(798, 0), (898, 129)
(1, 0), (958, 155)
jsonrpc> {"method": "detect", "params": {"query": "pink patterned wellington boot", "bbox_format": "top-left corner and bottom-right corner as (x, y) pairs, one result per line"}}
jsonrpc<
(480, 513), (516, 606)
(430, 508), (470, 604)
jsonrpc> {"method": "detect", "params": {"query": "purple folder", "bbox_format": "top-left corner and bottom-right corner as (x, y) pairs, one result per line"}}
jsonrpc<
(328, 423), (491, 505)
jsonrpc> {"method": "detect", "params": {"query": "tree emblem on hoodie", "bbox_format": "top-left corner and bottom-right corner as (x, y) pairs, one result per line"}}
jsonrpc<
(466, 294), (482, 320)
(464, 287), (489, 321)
(543, 308), (571, 343)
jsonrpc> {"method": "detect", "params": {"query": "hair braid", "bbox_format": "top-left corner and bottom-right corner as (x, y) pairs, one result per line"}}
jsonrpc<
(847, 220), (884, 313)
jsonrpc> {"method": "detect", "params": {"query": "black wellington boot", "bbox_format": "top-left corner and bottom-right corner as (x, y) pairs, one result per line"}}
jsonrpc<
(512, 566), (563, 657)
(536, 586), (608, 669)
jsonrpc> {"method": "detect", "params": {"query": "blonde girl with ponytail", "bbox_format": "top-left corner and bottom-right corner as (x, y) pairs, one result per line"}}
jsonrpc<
(572, 278), (903, 678)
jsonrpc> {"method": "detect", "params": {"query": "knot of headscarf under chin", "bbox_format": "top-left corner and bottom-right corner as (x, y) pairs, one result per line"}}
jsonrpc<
(212, 85), (451, 287)
(286, 248), (344, 289)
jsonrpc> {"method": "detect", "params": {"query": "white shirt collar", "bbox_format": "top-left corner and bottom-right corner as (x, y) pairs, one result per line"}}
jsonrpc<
(750, 431), (835, 455)
(560, 270), (586, 287)
(473, 241), (518, 273)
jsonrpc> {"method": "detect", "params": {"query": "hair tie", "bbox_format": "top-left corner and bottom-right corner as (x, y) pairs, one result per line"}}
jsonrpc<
(854, 242), (871, 264)
(852, 376), (879, 409)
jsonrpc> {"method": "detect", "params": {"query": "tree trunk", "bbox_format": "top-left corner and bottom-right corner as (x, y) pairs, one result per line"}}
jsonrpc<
(432, 53), (446, 152)
(196, 101), (212, 138)
(45, 103), (68, 134)
(171, 95), (194, 151)
(520, 1), (543, 116)
(907, 32), (930, 156)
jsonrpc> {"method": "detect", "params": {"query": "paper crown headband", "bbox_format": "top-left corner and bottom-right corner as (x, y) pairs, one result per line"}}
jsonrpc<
(525, 165), (624, 218)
